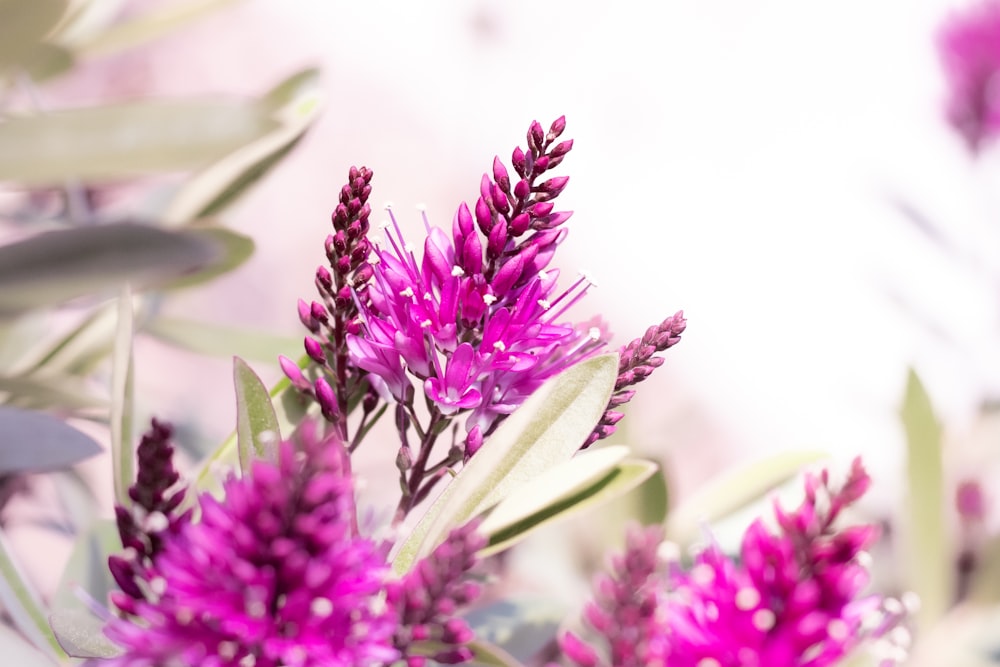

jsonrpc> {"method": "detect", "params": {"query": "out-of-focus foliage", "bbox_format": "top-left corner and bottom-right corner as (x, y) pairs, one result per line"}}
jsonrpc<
(0, 1), (320, 652)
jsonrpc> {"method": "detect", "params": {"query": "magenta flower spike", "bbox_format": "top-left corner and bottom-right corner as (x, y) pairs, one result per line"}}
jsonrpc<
(557, 458), (910, 667)
(938, 0), (1000, 152)
(102, 426), (398, 667)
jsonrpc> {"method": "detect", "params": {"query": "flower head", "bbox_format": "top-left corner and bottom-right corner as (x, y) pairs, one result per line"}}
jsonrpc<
(938, 0), (1000, 152)
(103, 425), (399, 667)
(558, 458), (910, 667)
(349, 117), (606, 437)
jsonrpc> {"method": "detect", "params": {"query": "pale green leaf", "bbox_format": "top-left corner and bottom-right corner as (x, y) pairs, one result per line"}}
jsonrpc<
(160, 225), (254, 290)
(0, 0), (68, 68)
(0, 223), (222, 318)
(0, 623), (57, 667)
(50, 608), (121, 658)
(25, 300), (120, 376)
(0, 374), (107, 411)
(0, 405), (102, 474)
(0, 526), (64, 659)
(465, 639), (526, 667)
(900, 368), (950, 632)
(233, 356), (281, 471)
(0, 99), (277, 185)
(480, 459), (657, 558)
(53, 519), (119, 615)
(665, 449), (828, 547)
(163, 68), (323, 224)
(194, 363), (310, 492)
(72, 0), (242, 58)
(391, 353), (618, 573)
(146, 316), (298, 364)
(20, 42), (74, 81)
(110, 285), (134, 508)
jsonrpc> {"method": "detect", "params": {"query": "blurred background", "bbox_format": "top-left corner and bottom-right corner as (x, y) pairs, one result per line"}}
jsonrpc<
(3, 0), (1000, 662)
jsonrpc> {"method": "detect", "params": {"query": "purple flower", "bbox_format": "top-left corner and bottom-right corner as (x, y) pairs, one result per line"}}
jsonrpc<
(102, 426), (399, 667)
(558, 458), (910, 667)
(349, 117), (607, 437)
(938, 1), (1000, 151)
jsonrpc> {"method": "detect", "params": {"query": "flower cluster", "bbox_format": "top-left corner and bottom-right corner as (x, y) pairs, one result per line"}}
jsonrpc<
(557, 458), (909, 667)
(938, 0), (1000, 152)
(99, 422), (483, 667)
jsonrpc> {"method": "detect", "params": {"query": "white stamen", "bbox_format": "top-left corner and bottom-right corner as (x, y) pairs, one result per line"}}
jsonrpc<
(537, 269), (549, 281)
(150, 577), (167, 596)
(416, 203), (427, 212)
(384, 202), (394, 210)
(145, 511), (168, 533)
(483, 294), (497, 305)
(827, 618), (849, 641)
(218, 641), (238, 659)
(691, 563), (715, 586)
(752, 608), (776, 631)
(588, 326), (602, 340)
(175, 607), (193, 624)
(311, 597), (334, 617)
(537, 299), (551, 310)
(900, 591), (921, 614)
(452, 266), (465, 277)
(400, 286), (414, 298)
(421, 320), (432, 329)
(697, 659), (721, 667)
(578, 269), (597, 287)
(493, 341), (507, 352)
(735, 587), (760, 610)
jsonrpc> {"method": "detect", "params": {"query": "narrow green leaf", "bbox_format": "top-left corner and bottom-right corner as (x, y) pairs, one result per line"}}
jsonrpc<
(110, 285), (135, 508)
(0, 223), (222, 318)
(0, 623), (56, 667)
(0, 99), (277, 185)
(0, 526), (64, 659)
(20, 42), (74, 81)
(146, 316), (298, 364)
(391, 354), (618, 573)
(160, 225), (254, 290)
(72, 0), (243, 58)
(0, 0), (68, 68)
(464, 596), (564, 664)
(26, 301), (120, 376)
(900, 369), (950, 632)
(480, 459), (657, 558)
(465, 638), (526, 667)
(479, 446), (628, 531)
(163, 68), (323, 224)
(50, 608), (121, 658)
(0, 406), (102, 474)
(233, 356), (281, 472)
(665, 450), (828, 547)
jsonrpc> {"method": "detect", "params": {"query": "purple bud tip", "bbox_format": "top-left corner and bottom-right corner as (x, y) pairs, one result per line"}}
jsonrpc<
(304, 337), (326, 364)
(279, 355), (309, 390)
(314, 377), (338, 420)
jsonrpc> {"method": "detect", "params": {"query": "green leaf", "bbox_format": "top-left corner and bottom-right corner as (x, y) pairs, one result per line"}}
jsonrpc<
(163, 68), (323, 224)
(0, 623), (57, 667)
(0, 223), (222, 318)
(664, 449), (828, 547)
(391, 353), (618, 574)
(233, 356), (281, 471)
(71, 0), (243, 58)
(0, 406), (102, 474)
(53, 519), (119, 615)
(50, 608), (121, 659)
(194, 364), (310, 492)
(110, 285), (135, 508)
(0, 99), (278, 185)
(25, 301), (120, 376)
(480, 458), (657, 558)
(0, 526), (64, 659)
(464, 596), (564, 664)
(900, 368), (950, 632)
(160, 225), (254, 290)
(465, 639), (526, 667)
(0, 0), (68, 68)
(146, 316), (298, 364)
(0, 374), (108, 411)
(20, 42), (74, 81)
